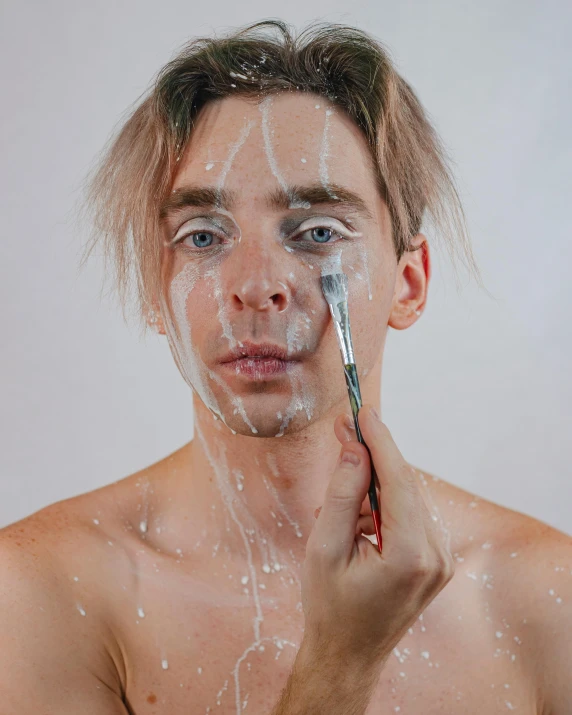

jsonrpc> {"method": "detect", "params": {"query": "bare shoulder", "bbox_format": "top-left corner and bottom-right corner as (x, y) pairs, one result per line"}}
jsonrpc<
(0, 472), (149, 713)
(426, 471), (571, 713)
(457, 490), (572, 715)
(490, 514), (572, 715)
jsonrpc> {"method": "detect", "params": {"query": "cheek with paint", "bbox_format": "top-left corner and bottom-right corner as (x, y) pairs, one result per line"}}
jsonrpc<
(159, 260), (226, 423)
(162, 258), (263, 435)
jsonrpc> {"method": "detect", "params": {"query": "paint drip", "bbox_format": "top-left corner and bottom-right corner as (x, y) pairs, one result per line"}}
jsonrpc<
(318, 109), (338, 201)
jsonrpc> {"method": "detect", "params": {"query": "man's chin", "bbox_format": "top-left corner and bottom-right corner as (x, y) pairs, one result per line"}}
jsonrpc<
(218, 408), (315, 438)
(193, 371), (321, 436)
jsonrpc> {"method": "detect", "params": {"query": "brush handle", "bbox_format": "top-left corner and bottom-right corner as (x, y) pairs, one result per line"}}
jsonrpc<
(343, 364), (383, 554)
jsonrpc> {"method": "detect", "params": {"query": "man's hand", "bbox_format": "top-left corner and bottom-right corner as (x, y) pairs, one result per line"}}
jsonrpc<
(301, 404), (455, 667)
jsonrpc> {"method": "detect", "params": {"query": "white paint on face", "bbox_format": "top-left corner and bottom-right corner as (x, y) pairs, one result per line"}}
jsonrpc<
(216, 119), (256, 192)
(319, 109), (338, 200)
(259, 96), (287, 193)
(207, 367), (258, 434)
(161, 261), (224, 421)
(233, 469), (245, 492)
(260, 96), (309, 210)
(208, 267), (237, 348)
(356, 242), (373, 301)
(319, 246), (345, 322)
(275, 369), (316, 437)
(319, 245), (343, 277)
(163, 122), (266, 433)
(266, 453), (279, 479)
(286, 309), (313, 356)
(165, 97), (373, 439)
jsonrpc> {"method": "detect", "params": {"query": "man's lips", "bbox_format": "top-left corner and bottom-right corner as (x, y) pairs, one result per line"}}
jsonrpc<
(219, 341), (298, 363)
(219, 341), (300, 380)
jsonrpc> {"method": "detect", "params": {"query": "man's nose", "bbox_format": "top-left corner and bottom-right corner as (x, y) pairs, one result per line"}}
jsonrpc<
(229, 249), (291, 313)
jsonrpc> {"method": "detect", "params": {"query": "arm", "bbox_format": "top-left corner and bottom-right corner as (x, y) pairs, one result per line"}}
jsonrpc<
(271, 638), (386, 715)
(0, 535), (128, 715)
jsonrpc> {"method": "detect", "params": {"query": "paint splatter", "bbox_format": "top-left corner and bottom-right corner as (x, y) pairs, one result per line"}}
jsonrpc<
(216, 119), (255, 192)
(318, 109), (338, 200)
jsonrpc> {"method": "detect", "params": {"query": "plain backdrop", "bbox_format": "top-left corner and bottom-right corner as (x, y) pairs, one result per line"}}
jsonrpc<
(0, 0), (570, 533)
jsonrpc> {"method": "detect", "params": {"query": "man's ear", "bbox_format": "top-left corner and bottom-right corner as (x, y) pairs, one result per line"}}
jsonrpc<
(388, 233), (430, 330)
(145, 300), (167, 335)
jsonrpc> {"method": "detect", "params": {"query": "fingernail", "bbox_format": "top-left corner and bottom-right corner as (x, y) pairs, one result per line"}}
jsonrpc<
(370, 406), (381, 421)
(341, 450), (360, 466)
(344, 415), (355, 430)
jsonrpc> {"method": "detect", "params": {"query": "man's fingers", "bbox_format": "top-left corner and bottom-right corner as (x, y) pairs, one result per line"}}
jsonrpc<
(315, 495), (373, 518)
(357, 404), (425, 541)
(333, 413), (356, 444)
(311, 442), (372, 563)
(355, 514), (375, 536)
(334, 413), (377, 517)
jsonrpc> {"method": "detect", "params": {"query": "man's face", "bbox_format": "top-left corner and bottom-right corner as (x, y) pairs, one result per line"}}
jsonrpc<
(158, 92), (399, 437)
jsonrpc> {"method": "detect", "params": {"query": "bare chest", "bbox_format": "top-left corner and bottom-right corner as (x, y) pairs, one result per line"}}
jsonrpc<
(118, 565), (536, 714)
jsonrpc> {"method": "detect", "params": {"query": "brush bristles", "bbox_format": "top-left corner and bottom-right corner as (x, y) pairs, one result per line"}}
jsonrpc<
(320, 272), (348, 305)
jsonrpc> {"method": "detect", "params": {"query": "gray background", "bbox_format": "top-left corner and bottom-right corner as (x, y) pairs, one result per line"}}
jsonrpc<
(0, 1), (570, 533)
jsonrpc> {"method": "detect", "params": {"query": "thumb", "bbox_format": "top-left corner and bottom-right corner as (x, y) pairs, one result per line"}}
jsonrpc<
(313, 443), (372, 562)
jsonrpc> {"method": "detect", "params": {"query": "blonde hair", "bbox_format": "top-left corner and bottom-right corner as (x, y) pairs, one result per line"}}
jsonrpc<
(77, 19), (485, 332)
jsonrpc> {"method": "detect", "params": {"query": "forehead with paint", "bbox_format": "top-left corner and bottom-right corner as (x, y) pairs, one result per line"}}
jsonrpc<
(158, 91), (398, 437)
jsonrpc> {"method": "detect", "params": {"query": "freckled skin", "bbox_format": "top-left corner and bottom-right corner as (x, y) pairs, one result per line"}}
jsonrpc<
(0, 93), (571, 713)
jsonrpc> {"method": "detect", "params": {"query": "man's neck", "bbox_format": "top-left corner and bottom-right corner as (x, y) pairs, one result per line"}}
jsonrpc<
(185, 361), (382, 567)
(183, 362), (381, 563)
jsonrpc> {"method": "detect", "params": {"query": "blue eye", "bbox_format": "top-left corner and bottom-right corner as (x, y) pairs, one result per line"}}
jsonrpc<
(191, 232), (214, 248)
(310, 227), (333, 243)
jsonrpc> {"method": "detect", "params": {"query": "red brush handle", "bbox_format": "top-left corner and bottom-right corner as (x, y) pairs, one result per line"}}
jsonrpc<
(372, 507), (383, 554)
(367, 465), (383, 554)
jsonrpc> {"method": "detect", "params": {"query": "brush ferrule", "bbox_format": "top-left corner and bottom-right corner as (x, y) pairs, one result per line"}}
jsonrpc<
(328, 300), (355, 365)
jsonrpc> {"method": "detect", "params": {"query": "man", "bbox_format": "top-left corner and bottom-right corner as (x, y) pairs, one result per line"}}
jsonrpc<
(1, 19), (570, 714)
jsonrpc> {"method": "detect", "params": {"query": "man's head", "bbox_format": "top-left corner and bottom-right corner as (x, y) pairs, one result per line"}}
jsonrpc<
(81, 20), (480, 437)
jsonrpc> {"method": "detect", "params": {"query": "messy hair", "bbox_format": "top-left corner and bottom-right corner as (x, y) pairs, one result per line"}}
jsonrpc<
(77, 19), (484, 331)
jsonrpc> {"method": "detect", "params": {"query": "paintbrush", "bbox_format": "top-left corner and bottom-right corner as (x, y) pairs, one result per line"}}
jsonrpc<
(321, 272), (383, 554)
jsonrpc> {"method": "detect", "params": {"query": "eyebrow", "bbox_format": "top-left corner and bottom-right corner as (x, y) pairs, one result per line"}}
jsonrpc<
(159, 183), (373, 222)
